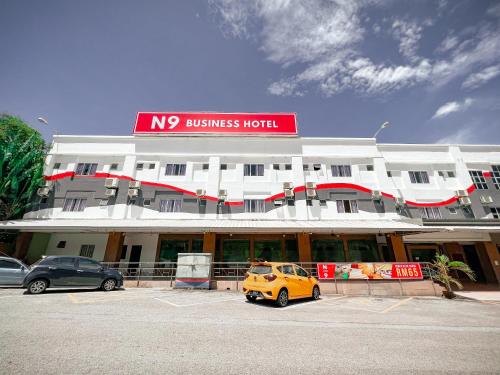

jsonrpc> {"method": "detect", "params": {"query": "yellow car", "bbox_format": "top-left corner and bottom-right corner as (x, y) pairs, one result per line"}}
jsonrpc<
(242, 262), (320, 307)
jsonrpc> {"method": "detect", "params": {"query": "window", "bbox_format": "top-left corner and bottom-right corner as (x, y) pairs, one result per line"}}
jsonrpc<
(438, 171), (444, 177)
(75, 163), (97, 176)
(420, 207), (442, 219)
(273, 164), (280, 170)
(366, 165), (374, 171)
(79, 245), (95, 258)
(78, 258), (101, 270)
(62, 198), (87, 212)
(312, 240), (345, 262)
(53, 257), (76, 267)
(336, 200), (358, 213)
(469, 170), (488, 190)
(331, 165), (352, 177)
(244, 199), (265, 213)
(285, 164), (292, 170)
(387, 171), (392, 178)
(447, 171), (455, 178)
(143, 199), (151, 206)
(53, 162), (61, 169)
(313, 164), (321, 171)
(303, 164), (309, 171)
(220, 164), (227, 170)
(136, 163), (144, 170)
(120, 245), (127, 259)
(159, 199), (182, 213)
(244, 164), (264, 176)
(148, 163), (155, 170)
(491, 207), (500, 219)
(110, 163), (118, 171)
(409, 171), (429, 184)
(294, 265), (309, 277)
(57, 241), (66, 248)
(491, 166), (500, 189)
(278, 265), (294, 275)
(0, 260), (22, 269)
(202, 163), (209, 170)
(165, 164), (186, 176)
(448, 207), (457, 215)
(348, 240), (380, 262)
(249, 265), (272, 274)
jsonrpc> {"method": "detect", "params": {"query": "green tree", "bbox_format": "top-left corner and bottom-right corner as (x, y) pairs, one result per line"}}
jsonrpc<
(431, 254), (476, 298)
(0, 114), (46, 223)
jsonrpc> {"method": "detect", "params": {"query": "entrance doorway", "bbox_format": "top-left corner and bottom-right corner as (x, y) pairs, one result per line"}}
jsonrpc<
(407, 244), (439, 263)
(463, 245), (486, 283)
(128, 245), (142, 275)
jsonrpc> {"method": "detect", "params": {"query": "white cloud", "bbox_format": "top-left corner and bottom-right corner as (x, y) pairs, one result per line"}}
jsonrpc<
(432, 98), (473, 119)
(436, 127), (475, 144)
(210, 0), (500, 97)
(462, 65), (500, 89)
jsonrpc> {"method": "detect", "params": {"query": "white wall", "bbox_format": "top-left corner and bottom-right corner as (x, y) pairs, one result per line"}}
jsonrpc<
(46, 233), (109, 261)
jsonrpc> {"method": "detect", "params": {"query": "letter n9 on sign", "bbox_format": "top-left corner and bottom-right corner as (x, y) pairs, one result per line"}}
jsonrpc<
(390, 263), (423, 279)
(316, 263), (336, 280)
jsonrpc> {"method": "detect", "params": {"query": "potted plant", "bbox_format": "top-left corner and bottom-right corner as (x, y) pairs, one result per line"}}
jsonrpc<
(430, 254), (476, 299)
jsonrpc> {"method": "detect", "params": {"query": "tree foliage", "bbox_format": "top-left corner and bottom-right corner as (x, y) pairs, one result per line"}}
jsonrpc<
(0, 114), (46, 222)
(431, 254), (475, 295)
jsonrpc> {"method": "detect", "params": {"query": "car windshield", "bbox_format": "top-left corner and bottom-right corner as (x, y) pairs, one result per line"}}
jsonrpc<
(249, 265), (272, 274)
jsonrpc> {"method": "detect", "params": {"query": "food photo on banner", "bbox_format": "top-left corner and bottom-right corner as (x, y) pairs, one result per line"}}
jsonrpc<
(316, 263), (423, 280)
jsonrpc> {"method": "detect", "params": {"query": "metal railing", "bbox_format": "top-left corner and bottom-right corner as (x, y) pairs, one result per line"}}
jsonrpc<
(103, 261), (435, 282)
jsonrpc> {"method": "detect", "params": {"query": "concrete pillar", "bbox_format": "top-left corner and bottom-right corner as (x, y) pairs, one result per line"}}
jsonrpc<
(202, 232), (216, 255)
(103, 232), (125, 263)
(388, 234), (408, 262)
(297, 233), (312, 263)
(13, 232), (33, 261)
(477, 242), (500, 284)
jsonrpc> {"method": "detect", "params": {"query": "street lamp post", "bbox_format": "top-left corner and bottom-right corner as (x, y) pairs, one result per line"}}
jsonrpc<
(373, 121), (390, 139)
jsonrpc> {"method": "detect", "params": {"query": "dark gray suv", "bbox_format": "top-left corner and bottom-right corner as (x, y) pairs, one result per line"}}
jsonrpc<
(23, 256), (123, 294)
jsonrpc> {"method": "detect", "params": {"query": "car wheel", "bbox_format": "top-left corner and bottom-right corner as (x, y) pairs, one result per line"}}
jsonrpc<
(28, 279), (48, 294)
(246, 295), (257, 302)
(101, 278), (116, 291)
(276, 288), (288, 307)
(312, 285), (320, 300)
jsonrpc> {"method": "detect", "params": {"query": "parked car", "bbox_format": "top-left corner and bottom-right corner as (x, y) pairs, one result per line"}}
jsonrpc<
(0, 256), (30, 286)
(23, 256), (123, 294)
(242, 262), (320, 307)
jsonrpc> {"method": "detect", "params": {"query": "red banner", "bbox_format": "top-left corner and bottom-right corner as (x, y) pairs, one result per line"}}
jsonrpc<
(133, 112), (297, 135)
(391, 263), (423, 279)
(316, 263), (336, 279)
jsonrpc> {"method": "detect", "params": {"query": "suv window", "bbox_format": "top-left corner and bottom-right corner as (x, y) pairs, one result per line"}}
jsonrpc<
(78, 258), (102, 270)
(54, 257), (76, 267)
(278, 265), (294, 275)
(248, 265), (272, 274)
(294, 266), (308, 277)
(0, 260), (21, 269)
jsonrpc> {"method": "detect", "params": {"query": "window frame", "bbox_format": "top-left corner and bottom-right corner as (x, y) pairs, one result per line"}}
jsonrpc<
(62, 198), (87, 212)
(243, 164), (264, 177)
(243, 199), (265, 213)
(159, 199), (182, 213)
(331, 165), (352, 177)
(408, 171), (430, 184)
(469, 170), (488, 190)
(336, 199), (358, 213)
(75, 163), (97, 176)
(165, 164), (187, 176)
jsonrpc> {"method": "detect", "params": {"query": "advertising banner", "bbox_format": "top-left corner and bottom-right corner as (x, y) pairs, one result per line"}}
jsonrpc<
(316, 263), (336, 279)
(317, 263), (423, 280)
(134, 112), (297, 135)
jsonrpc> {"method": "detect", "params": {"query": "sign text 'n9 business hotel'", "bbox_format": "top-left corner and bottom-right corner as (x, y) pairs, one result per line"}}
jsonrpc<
(134, 112), (298, 135)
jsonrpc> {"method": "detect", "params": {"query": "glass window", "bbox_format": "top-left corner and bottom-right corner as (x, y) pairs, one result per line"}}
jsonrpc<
(336, 200), (358, 213)
(387, 171), (392, 177)
(0, 260), (22, 269)
(348, 240), (380, 262)
(78, 258), (101, 270)
(420, 207), (442, 219)
(447, 171), (455, 178)
(366, 165), (374, 171)
(244, 164), (264, 176)
(221, 240), (250, 262)
(285, 164), (292, 170)
(244, 199), (265, 213)
(202, 163), (209, 170)
(54, 257), (76, 267)
(159, 199), (182, 213)
(75, 163), (97, 176)
(273, 164), (280, 170)
(284, 240), (298, 262)
(165, 164), (186, 176)
(254, 240), (282, 261)
(62, 198), (87, 212)
(313, 164), (322, 171)
(192, 239), (204, 252)
(469, 170), (488, 190)
(110, 163), (118, 170)
(278, 265), (294, 275)
(249, 265), (272, 274)
(79, 244), (95, 258)
(491, 207), (500, 219)
(311, 240), (345, 262)
(220, 164), (227, 170)
(409, 171), (429, 184)
(331, 165), (351, 177)
(159, 240), (189, 262)
(493, 166), (500, 189)
(53, 162), (61, 169)
(294, 265), (308, 277)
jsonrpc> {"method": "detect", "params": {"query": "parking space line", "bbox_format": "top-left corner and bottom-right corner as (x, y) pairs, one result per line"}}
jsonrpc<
(154, 296), (241, 308)
(381, 297), (413, 314)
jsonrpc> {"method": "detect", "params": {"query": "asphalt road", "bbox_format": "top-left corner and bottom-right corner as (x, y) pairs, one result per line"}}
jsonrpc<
(1, 287), (499, 375)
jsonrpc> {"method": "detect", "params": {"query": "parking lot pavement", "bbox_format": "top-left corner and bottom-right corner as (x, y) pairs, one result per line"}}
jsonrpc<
(1, 287), (499, 375)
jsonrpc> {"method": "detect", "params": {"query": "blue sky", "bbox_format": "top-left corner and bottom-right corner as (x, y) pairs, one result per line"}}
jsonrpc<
(1, 0), (499, 144)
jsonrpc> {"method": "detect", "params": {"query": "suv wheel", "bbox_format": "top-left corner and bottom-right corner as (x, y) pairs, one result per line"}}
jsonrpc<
(276, 289), (288, 307)
(102, 278), (116, 291)
(28, 279), (47, 294)
(312, 285), (320, 300)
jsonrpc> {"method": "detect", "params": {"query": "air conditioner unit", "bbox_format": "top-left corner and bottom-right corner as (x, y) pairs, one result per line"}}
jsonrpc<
(455, 190), (468, 198)
(480, 195), (493, 204)
(42, 180), (54, 188)
(37, 187), (50, 197)
(459, 196), (472, 206)
(284, 189), (294, 198)
(104, 178), (118, 188)
(128, 188), (139, 197)
(371, 190), (382, 200)
(283, 182), (294, 190)
(305, 182), (316, 189)
(218, 189), (227, 200)
(274, 200), (283, 206)
(129, 180), (141, 189)
(395, 197), (406, 206)
(105, 188), (116, 197)
(196, 189), (206, 197)
(306, 189), (316, 199)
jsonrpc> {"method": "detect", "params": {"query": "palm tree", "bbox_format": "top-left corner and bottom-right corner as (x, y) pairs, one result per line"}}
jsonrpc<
(431, 254), (476, 298)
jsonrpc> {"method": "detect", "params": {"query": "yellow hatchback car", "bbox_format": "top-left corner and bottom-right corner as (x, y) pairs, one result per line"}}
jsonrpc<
(242, 262), (320, 307)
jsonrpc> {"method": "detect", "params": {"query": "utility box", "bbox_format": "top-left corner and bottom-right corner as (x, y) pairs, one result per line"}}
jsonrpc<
(175, 253), (212, 289)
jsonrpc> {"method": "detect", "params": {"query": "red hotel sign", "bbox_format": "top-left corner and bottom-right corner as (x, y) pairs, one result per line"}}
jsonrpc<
(133, 112), (297, 135)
